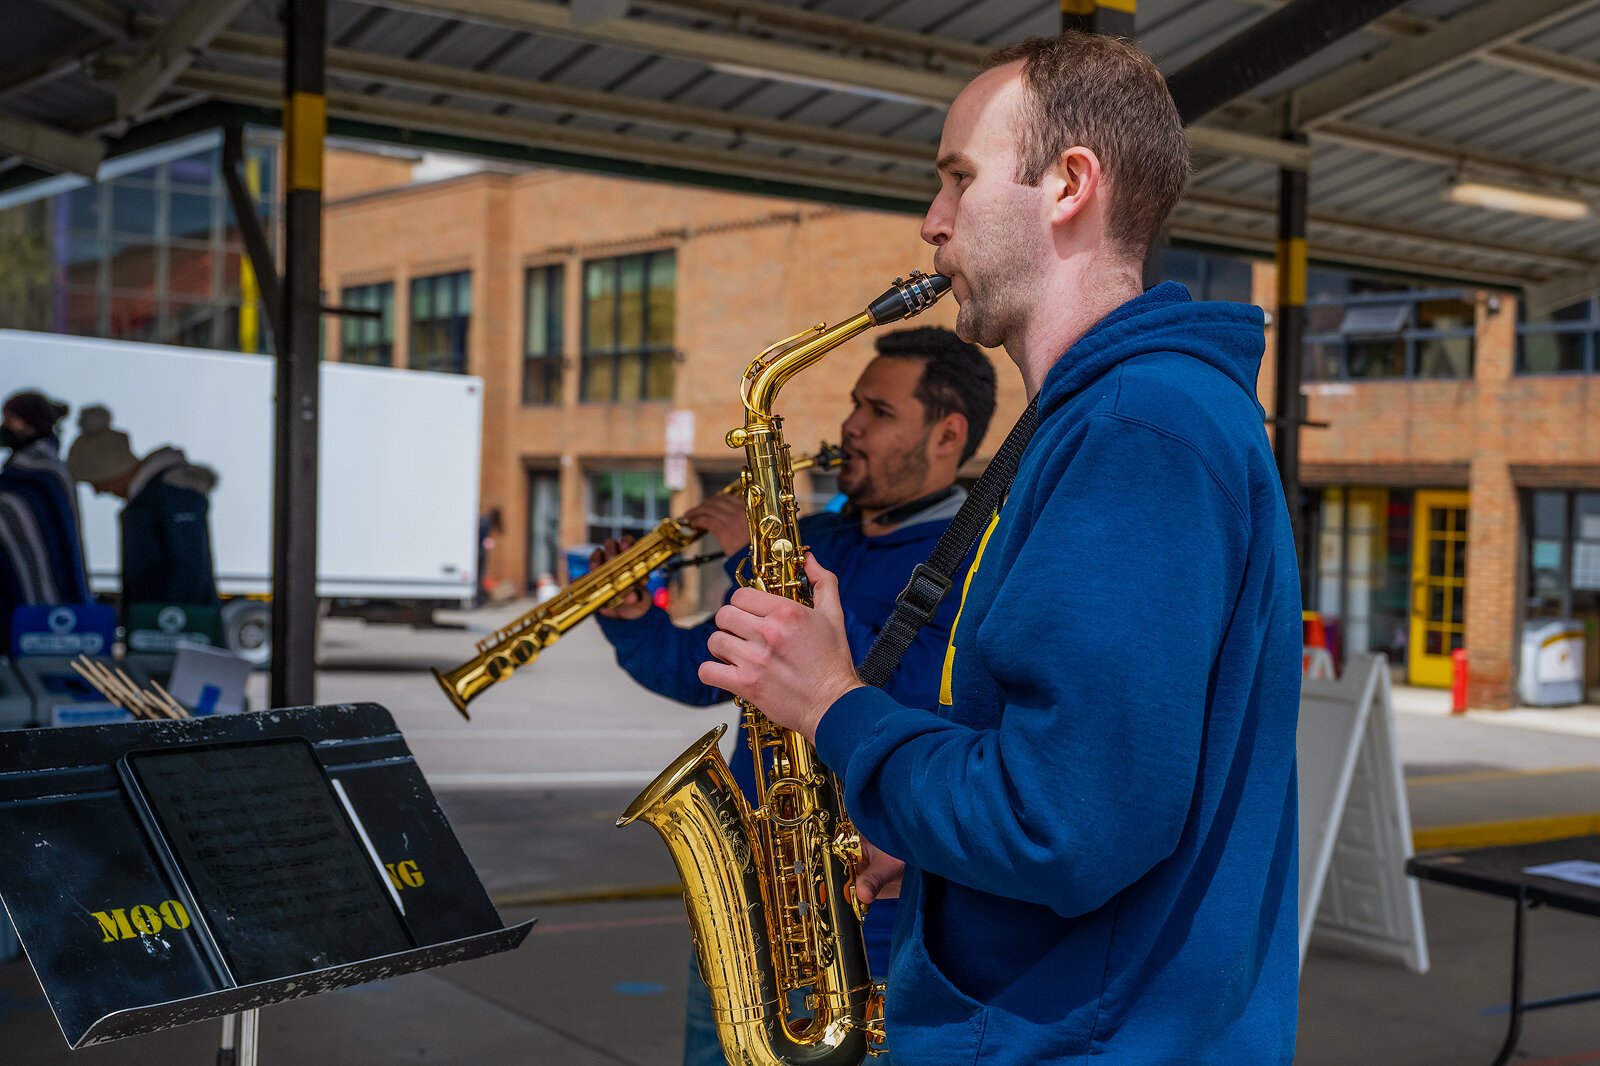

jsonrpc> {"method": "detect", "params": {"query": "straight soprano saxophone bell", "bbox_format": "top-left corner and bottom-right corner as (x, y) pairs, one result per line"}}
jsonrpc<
(431, 446), (845, 719)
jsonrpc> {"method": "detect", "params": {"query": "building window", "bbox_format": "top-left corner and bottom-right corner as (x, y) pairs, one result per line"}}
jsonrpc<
(1524, 489), (1600, 700)
(1525, 490), (1600, 619)
(410, 270), (472, 374)
(581, 251), (675, 402)
(0, 133), (277, 352)
(586, 469), (669, 545)
(1518, 295), (1600, 374)
(1313, 487), (1413, 670)
(523, 265), (564, 405)
(1157, 248), (1255, 304)
(339, 282), (394, 366)
(1303, 278), (1475, 381)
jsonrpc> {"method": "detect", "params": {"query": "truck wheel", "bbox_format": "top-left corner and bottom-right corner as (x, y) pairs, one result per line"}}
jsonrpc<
(223, 600), (272, 668)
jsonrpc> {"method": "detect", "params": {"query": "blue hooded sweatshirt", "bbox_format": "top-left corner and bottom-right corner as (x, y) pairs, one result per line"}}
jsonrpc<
(815, 284), (1302, 1064)
(597, 499), (971, 972)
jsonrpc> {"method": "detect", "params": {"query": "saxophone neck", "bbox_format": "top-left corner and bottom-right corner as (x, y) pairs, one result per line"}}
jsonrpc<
(742, 311), (873, 421)
(739, 271), (950, 420)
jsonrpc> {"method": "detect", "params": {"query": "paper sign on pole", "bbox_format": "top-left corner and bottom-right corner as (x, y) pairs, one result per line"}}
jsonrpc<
(665, 409), (696, 455)
(663, 454), (688, 492)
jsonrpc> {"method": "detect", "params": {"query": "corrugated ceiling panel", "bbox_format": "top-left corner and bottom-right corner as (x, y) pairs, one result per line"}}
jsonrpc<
(1142, 0), (1267, 70)
(9, 78), (113, 125)
(918, 0), (1046, 45)
(1405, 0), (1486, 19)
(0, 0), (1593, 286)
(7, 2), (97, 58)
(1348, 62), (1501, 128)
(1523, 4), (1600, 58)
(606, 55), (705, 100)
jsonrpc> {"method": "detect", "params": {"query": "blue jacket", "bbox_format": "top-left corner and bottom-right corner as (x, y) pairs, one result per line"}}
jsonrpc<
(815, 284), (1302, 1064)
(598, 503), (968, 972)
(0, 437), (91, 648)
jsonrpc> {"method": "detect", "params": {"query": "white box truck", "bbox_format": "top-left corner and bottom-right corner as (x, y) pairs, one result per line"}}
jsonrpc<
(1, 330), (483, 662)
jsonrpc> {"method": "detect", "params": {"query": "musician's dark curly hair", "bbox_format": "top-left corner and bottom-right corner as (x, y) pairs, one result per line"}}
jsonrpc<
(875, 326), (997, 464)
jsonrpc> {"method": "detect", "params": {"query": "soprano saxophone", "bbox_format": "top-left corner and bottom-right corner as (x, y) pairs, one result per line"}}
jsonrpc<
(433, 447), (844, 718)
(618, 271), (951, 1066)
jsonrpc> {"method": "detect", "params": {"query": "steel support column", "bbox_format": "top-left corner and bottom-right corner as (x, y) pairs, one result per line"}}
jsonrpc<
(1061, 0), (1135, 37)
(1272, 145), (1311, 599)
(270, 0), (325, 710)
(1166, 0), (1413, 126)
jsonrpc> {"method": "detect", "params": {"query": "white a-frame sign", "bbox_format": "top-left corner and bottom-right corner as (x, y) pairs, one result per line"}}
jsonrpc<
(1296, 653), (1429, 974)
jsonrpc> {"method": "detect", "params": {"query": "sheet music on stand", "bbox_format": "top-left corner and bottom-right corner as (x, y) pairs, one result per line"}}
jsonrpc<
(0, 703), (533, 1054)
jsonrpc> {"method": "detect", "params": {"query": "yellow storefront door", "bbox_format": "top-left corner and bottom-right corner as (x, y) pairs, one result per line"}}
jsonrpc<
(1409, 490), (1470, 687)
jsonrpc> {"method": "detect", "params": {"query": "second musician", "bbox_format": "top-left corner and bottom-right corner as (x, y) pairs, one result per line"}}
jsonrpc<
(592, 326), (996, 1066)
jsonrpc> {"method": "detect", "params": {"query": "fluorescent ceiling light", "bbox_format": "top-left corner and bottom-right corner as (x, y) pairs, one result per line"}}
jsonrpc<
(1447, 179), (1589, 221)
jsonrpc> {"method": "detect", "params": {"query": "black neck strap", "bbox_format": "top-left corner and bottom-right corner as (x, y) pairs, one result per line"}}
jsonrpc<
(866, 485), (959, 528)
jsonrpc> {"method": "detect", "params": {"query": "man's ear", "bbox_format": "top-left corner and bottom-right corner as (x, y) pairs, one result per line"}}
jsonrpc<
(1049, 145), (1103, 229)
(932, 412), (968, 459)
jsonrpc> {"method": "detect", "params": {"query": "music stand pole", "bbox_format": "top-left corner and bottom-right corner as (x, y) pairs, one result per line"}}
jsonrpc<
(239, 1009), (260, 1066)
(218, 1009), (261, 1066)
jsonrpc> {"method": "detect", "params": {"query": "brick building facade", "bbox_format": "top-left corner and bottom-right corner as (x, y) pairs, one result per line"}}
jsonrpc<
(320, 152), (1030, 618)
(321, 149), (1600, 710)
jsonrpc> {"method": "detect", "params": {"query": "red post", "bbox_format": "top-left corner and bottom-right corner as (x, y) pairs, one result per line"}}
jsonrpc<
(1451, 648), (1469, 714)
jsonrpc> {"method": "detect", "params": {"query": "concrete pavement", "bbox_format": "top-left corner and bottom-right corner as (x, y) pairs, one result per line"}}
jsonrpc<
(7, 604), (1600, 1063)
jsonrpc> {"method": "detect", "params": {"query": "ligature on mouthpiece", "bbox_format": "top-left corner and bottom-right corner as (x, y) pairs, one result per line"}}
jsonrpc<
(867, 271), (951, 325)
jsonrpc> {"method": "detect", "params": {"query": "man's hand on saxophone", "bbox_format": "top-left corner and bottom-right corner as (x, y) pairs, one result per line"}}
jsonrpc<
(591, 537), (652, 620)
(681, 493), (749, 556)
(853, 835), (905, 904)
(700, 552), (861, 747)
(592, 493), (751, 621)
(701, 551), (906, 906)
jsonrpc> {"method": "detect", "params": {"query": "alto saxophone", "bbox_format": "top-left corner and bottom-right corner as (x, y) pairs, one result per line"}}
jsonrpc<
(433, 447), (843, 718)
(618, 272), (951, 1066)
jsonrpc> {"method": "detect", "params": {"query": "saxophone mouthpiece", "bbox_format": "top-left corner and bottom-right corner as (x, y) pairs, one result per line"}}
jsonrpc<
(867, 271), (951, 325)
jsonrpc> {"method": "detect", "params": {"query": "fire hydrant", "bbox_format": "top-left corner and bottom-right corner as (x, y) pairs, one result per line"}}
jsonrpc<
(1451, 647), (1469, 714)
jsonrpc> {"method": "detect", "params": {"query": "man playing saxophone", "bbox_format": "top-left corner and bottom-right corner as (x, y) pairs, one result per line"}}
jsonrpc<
(702, 32), (1301, 1066)
(592, 326), (997, 1066)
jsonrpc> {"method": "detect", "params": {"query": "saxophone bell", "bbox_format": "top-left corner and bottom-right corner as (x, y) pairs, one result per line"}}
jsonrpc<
(620, 270), (951, 1066)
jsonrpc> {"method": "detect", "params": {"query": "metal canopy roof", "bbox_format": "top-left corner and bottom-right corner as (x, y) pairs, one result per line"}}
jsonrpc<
(7, 0), (1600, 304)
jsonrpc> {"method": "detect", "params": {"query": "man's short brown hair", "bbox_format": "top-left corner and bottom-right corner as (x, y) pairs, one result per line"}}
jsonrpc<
(984, 32), (1189, 260)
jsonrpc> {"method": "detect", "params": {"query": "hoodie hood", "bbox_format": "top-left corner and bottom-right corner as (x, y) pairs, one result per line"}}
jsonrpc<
(129, 446), (219, 500)
(1038, 282), (1267, 420)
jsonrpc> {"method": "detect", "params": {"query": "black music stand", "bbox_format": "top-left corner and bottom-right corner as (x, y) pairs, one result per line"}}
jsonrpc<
(0, 703), (534, 1054)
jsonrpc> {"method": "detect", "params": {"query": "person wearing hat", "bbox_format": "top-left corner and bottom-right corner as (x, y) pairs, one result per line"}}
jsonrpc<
(66, 406), (220, 609)
(0, 391), (93, 651)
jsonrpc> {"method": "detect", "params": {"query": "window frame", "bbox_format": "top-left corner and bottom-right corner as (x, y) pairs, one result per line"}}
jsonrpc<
(1303, 288), (1477, 382)
(579, 249), (676, 403)
(522, 264), (565, 405)
(339, 281), (395, 366)
(585, 468), (671, 545)
(409, 270), (473, 375)
(1517, 294), (1600, 375)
